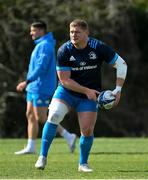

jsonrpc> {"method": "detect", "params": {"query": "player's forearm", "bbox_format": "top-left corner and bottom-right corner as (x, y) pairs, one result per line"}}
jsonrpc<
(116, 77), (125, 88)
(61, 78), (89, 94)
(112, 55), (127, 94)
(112, 78), (125, 94)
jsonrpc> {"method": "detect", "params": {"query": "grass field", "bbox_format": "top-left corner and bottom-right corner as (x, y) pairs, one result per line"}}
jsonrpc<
(1, 138), (148, 179)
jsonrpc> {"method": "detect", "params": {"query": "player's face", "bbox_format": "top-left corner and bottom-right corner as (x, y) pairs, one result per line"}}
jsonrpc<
(70, 26), (89, 48)
(30, 26), (43, 40)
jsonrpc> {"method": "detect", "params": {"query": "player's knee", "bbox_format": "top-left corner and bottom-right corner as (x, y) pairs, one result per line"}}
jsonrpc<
(81, 127), (94, 136)
(26, 110), (33, 120)
(47, 112), (64, 125)
(47, 101), (68, 125)
(37, 114), (47, 123)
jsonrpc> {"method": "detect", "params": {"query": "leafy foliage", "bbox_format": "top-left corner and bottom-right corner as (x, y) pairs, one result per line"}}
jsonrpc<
(0, 0), (148, 137)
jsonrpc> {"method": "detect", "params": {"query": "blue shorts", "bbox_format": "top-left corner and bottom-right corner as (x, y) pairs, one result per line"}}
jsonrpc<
(26, 92), (52, 107)
(53, 86), (99, 112)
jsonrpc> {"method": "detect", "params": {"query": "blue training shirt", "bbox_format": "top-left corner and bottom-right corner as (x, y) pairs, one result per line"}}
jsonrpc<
(26, 32), (57, 96)
(57, 37), (118, 98)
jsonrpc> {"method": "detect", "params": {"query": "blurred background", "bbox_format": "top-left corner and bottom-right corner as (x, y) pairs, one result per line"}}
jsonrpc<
(0, 0), (148, 138)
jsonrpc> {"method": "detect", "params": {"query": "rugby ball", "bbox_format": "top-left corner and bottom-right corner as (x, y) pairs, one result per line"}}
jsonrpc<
(97, 90), (115, 109)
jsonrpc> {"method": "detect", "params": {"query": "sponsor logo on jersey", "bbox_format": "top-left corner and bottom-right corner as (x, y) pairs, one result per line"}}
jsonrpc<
(69, 56), (76, 61)
(80, 61), (86, 66)
(72, 65), (97, 71)
(89, 51), (97, 60)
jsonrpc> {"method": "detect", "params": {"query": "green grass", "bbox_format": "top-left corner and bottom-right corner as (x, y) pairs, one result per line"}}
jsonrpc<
(1, 138), (148, 179)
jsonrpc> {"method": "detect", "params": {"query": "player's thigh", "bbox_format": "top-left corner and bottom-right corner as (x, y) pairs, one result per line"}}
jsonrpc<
(26, 101), (36, 120)
(33, 106), (48, 123)
(78, 111), (97, 136)
(32, 93), (51, 122)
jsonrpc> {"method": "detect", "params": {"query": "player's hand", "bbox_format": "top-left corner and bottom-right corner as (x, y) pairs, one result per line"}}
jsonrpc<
(85, 88), (100, 101)
(16, 81), (27, 92)
(112, 86), (122, 107)
(113, 91), (121, 106)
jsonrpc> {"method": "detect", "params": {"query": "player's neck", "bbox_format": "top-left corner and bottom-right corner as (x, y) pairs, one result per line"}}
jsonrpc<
(74, 40), (87, 49)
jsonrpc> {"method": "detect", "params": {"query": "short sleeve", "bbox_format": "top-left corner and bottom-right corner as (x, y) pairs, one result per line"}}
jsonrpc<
(57, 44), (72, 71)
(98, 42), (118, 64)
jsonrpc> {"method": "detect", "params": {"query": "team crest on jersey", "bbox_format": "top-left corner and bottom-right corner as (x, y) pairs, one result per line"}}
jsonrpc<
(89, 51), (97, 60)
(69, 56), (76, 61)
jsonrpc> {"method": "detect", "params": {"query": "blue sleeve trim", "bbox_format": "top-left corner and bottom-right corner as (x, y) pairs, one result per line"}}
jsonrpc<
(56, 66), (71, 71)
(109, 53), (118, 64)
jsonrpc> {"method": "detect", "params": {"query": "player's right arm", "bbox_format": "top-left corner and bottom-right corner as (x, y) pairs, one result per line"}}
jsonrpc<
(57, 43), (99, 101)
(16, 81), (27, 92)
(57, 70), (99, 101)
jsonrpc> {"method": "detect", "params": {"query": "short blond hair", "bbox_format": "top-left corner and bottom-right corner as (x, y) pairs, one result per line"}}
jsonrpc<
(70, 19), (89, 30)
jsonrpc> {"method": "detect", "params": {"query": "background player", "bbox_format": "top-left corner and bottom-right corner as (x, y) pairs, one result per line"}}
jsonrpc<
(15, 20), (77, 155)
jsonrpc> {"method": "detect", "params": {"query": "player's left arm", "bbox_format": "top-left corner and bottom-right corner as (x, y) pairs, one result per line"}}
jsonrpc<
(99, 41), (127, 106)
(111, 55), (127, 106)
